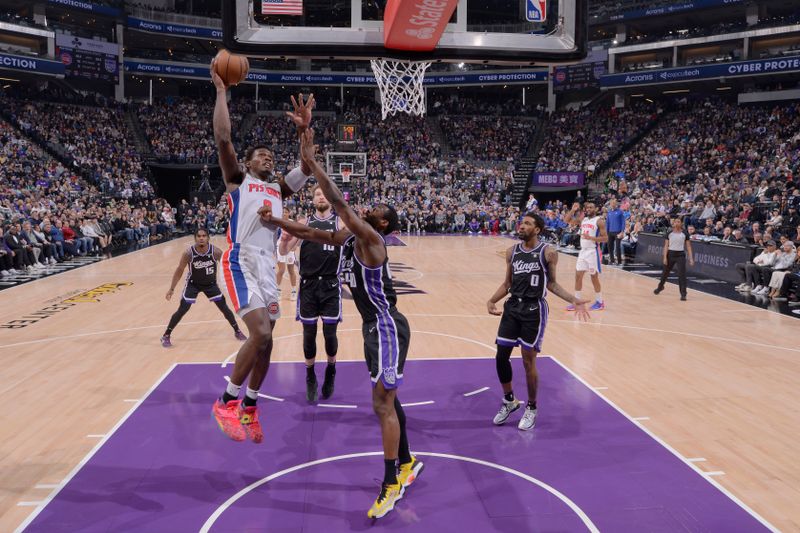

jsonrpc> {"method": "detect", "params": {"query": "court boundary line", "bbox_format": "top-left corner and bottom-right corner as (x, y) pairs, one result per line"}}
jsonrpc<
(548, 356), (779, 532)
(197, 450), (600, 533)
(12, 363), (178, 533)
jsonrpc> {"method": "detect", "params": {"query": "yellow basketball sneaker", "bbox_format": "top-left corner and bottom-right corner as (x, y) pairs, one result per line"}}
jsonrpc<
(212, 399), (245, 441)
(397, 456), (424, 495)
(367, 483), (402, 519)
(238, 404), (264, 443)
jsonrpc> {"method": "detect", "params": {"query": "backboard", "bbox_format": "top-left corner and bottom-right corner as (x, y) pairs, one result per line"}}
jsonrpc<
(222, 0), (587, 65)
(326, 152), (367, 177)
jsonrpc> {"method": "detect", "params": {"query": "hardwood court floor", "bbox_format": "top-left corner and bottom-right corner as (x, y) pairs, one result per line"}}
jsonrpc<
(1, 235), (798, 531)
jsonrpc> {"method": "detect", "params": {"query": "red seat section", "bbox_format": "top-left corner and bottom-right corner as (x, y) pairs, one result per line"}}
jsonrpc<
(383, 0), (460, 52)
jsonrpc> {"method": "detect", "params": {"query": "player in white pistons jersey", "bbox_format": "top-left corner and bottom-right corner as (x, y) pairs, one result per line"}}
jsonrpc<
(563, 200), (608, 311)
(210, 61), (315, 444)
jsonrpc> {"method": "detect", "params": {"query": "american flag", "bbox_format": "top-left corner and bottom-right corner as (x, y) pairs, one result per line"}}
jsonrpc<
(262, 0), (303, 16)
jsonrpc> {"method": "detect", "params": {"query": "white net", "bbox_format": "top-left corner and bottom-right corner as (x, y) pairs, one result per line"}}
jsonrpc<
(340, 164), (352, 183)
(370, 59), (431, 120)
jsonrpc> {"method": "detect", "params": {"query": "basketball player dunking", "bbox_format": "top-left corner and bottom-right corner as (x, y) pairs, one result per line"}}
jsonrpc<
(161, 228), (246, 347)
(563, 201), (608, 311)
(259, 129), (423, 520)
(210, 64), (314, 443)
(279, 185), (342, 403)
(488, 212), (590, 430)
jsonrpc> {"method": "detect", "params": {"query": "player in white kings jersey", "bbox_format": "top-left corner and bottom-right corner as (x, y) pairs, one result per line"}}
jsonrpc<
(563, 200), (608, 311)
(210, 63), (314, 443)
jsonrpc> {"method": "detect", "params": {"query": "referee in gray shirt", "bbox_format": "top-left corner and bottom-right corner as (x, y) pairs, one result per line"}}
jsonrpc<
(654, 218), (695, 300)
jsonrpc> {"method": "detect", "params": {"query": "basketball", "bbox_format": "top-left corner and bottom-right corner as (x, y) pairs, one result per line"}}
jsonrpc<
(212, 49), (249, 86)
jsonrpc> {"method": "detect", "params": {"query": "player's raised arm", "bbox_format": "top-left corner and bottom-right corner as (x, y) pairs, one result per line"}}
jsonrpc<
(280, 93), (316, 198)
(299, 129), (382, 248)
(166, 250), (190, 300)
(544, 246), (590, 320)
(487, 246), (514, 315)
(563, 202), (582, 226)
(211, 61), (243, 188)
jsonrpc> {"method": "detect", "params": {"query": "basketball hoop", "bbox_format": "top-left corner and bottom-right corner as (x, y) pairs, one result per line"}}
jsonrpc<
(370, 59), (431, 120)
(341, 168), (352, 183)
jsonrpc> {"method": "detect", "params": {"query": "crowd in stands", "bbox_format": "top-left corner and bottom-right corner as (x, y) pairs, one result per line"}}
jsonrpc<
(439, 116), (535, 162)
(137, 97), (251, 164)
(341, 105), (442, 171)
(428, 93), (544, 118)
(234, 99), (523, 233)
(4, 81), (799, 305)
(281, 160), (517, 237)
(244, 114), (336, 172)
(535, 97), (800, 303)
(1, 95), (154, 200)
(536, 101), (660, 174)
(0, 98), (175, 277)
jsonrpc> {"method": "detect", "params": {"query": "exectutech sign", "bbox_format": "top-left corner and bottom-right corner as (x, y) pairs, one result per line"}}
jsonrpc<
(601, 55), (800, 88)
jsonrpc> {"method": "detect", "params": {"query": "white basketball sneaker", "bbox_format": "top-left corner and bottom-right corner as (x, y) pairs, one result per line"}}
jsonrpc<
(493, 398), (521, 425)
(518, 406), (537, 431)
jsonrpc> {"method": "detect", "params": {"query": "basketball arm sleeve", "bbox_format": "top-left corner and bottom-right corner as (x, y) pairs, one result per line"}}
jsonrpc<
(284, 166), (313, 193)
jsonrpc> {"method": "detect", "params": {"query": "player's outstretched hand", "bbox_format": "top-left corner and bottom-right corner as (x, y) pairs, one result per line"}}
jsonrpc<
(210, 59), (226, 91)
(574, 299), (591, 322)
(258, 203), (274, 225)
(286, 93), (315, 130)
(487, 300), (502, 316)
(571, 202), (581, 211)
(299, 129), (316, 166)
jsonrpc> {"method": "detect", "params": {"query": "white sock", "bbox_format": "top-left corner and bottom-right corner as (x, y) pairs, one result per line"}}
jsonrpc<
(595, 292), (603, 302)
(574, 291), (582, 300)
(226, 381), (242, 398)
(245, 387), (259, 401)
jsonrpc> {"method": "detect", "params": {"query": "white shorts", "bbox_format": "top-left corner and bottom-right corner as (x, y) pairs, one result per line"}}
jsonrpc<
(278, 251), (296, 265)
(576, 248), (602, 274)
(221, 244), (281, 320)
